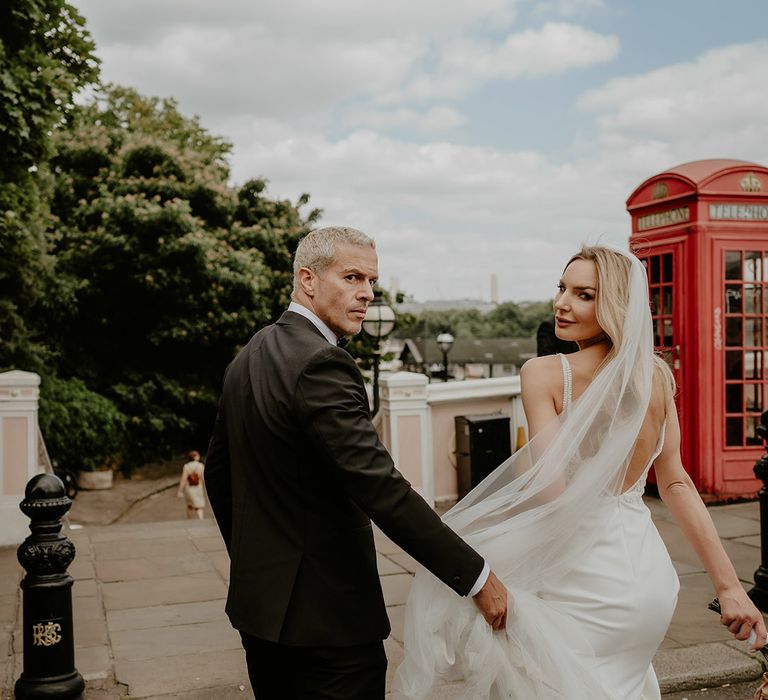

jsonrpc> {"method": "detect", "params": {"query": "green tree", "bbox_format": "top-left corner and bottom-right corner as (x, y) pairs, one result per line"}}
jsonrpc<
(0, 0), (99, 372)
(394, 301), (553, 340)
(48, 86), (318, 466)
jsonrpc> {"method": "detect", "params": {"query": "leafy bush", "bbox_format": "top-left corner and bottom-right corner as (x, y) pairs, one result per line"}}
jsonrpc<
(38, 375), (127, 473)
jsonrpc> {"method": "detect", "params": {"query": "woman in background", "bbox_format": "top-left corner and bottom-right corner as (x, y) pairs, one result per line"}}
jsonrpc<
(177, 450), (205, 519)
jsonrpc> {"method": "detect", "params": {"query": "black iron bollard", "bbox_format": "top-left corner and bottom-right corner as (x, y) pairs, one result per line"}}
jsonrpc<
(749, 410), (768, 612)
(14, 473), (84, 699)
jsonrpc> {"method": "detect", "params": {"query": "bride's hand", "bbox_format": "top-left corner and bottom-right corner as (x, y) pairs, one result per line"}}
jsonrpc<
(717, 586), (767, 650)
(472, 571), (508, 631)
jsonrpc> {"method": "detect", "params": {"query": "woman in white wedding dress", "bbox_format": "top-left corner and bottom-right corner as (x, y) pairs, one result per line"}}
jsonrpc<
(393, 246), (766, 700)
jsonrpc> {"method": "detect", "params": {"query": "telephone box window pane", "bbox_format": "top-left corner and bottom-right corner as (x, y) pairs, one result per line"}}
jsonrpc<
(745, 252), (762, 281)
(745, 284), (761, 314)
(725, 285), (742, 313)
(745, 318), (762, 347)
(746, 383), (763, 412)
(726, 351), (743, 379)
(725, 317), (742, 346)
(651, 289), (660, 316)
(726, 384), (743, 413)
(650, 256), (661, 284)
(745, 351), (762, 379)
(747, 415), (763, 446)
(662, 253), (672, 281)
(764, 286), (768, 318)
(726, 417), (743, 446)
(653, 322), (661, 347)
(663, 319), (673, 346)
(725, 251), (742, 280)
(662, 286), (672, 315)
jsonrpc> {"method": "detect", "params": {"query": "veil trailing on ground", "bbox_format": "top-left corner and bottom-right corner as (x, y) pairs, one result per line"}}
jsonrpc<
(392, 250), (655, 700)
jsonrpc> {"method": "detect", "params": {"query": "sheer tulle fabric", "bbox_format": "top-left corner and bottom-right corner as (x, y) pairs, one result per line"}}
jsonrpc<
(392, 251), (655, 700)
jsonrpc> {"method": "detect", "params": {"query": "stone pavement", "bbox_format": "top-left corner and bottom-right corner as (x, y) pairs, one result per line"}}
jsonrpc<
(1, 477), (768, 699)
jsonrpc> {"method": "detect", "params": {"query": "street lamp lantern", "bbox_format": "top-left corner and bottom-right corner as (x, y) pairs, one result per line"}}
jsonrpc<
(436, 332), (454, 382)
(362, 292), (396, 415)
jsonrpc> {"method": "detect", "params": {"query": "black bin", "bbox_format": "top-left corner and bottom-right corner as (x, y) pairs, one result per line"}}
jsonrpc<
(455, 413), (511, 499)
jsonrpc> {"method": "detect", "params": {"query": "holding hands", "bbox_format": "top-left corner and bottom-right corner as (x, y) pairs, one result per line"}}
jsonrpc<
(472, 571), (508, 631)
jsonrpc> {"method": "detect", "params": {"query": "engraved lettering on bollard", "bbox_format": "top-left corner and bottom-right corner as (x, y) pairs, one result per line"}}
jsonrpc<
(32, 621), (63, 646)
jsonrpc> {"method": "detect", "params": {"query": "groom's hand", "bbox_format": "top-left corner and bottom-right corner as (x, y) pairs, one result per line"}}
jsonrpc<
(472, 571), (508, 630)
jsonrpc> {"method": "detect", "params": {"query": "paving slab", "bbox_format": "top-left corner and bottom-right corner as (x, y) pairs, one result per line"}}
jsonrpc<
(378, 553), (408, 576)
(654, 642), (763, 693)
(95, 553), (214, 582)
(102, 572), (227, 610)
(708, 511), (762, 539)
(388, 605), (407, 643)
(93, 536), (198, 562)
(115, 648), (250, 698)
(111, 619), (241, 661)
(664, 679), (768, 699)
(381, 573), (413, 606)
(107, 600), (227, 632)
(77, 644), (112, 682)
(387, 551), (419, 574)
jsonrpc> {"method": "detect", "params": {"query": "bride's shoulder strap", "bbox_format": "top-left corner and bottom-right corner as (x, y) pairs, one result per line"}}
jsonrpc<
(558, 353), (573, 411)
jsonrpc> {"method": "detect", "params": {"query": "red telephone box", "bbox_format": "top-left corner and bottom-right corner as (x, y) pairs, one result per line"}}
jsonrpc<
(627, 159), (768, 499)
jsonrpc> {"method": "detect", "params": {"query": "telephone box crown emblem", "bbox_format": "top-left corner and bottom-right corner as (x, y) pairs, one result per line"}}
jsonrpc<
(652, 182), (668, 199)
(741, 173), (762, 193)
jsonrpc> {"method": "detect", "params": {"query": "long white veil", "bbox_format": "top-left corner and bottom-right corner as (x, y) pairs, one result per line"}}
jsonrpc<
(392, 250), (655, 699)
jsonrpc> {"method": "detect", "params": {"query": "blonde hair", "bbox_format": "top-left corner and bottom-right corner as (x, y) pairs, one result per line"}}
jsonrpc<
(566, 245), (676, 398)
(292, 227), (375, 298)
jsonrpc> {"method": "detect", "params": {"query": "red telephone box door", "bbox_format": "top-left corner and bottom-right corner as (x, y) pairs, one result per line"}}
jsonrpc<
(634, 243), (686, 480)
(715, 243), (768, 487)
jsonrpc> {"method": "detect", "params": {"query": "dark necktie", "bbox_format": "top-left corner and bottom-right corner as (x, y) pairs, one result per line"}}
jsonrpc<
(337, 337), (349, 348)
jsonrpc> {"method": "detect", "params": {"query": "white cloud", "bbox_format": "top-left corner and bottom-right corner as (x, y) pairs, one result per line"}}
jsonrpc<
(74, 0), (618, 131)
(344, 106), (467, 132)
(579, 41), (768, 154)
(533, 0), (606, 18)
(381, 22), (620, 102)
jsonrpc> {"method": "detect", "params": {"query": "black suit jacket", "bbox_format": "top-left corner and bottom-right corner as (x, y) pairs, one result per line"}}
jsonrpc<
(206, 310), (484, 646)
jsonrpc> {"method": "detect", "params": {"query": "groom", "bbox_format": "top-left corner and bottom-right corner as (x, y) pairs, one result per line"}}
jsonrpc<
(205, 226), (507, 700)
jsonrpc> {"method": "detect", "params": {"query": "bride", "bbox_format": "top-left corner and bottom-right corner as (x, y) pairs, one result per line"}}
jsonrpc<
(393, 246), (766, 699)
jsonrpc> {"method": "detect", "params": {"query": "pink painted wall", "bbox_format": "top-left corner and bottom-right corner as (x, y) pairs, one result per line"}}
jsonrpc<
(3, 416), (28, 496)
(396, 414), (423, 490)
(431, 398), (512, 501)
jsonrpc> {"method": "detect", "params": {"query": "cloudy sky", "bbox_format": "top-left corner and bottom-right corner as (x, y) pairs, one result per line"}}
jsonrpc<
(70, 0), (768, 302)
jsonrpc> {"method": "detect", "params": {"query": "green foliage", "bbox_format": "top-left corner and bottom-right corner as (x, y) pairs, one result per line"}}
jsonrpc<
(38, 376), (127, 473)
(394, 300), (553, 340)
(46, 86), (318, 467)
(0, 0), (99, 372)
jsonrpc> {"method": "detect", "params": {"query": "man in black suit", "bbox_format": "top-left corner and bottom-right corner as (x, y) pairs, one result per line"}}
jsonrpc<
(205, 227), (507, 700)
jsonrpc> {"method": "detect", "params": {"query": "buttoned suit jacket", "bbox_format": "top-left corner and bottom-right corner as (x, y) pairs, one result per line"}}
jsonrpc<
(205, 310), (484, 646)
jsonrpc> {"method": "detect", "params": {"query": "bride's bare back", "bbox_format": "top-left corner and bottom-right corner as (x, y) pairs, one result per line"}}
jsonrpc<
(521, 345), (670, 493)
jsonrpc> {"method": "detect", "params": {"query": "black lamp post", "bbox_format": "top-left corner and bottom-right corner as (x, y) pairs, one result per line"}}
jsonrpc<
(436, 332), (455, 382)
(362, 291), (396, 415)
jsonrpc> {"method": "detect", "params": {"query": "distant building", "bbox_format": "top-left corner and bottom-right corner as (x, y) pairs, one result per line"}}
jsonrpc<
(395, 298), (497, 315)
(399, 337), (536, 380)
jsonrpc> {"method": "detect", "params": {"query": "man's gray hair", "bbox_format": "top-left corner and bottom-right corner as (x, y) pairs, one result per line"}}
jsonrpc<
(292, 227), (375, 298)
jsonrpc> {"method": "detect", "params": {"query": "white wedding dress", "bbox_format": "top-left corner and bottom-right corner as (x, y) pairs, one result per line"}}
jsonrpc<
(393, 251), (681, 700)
(532, 355), (678, 698)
